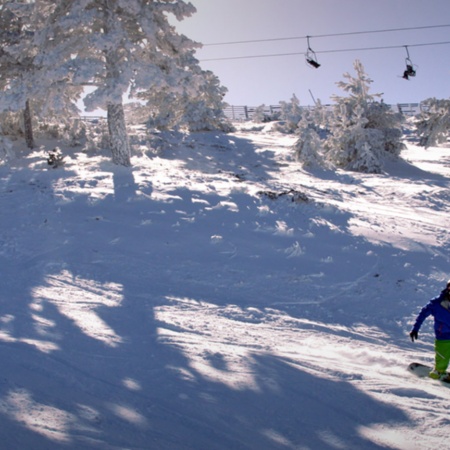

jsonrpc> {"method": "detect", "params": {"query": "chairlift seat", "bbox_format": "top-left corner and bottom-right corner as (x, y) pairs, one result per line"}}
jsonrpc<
(306, 57), (320, 68)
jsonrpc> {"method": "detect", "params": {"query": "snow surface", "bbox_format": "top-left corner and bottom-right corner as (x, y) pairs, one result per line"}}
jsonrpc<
(1, 123), (450, 449)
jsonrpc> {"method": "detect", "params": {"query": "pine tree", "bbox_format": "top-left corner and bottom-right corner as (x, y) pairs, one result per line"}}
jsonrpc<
(326, 104), (384, 173)
(0, 2), (37, 148)
(293, 108), (326, 168)
(276, 94), (303, 133)
(141, 69), (230, 132)
(6, 0), (211, 166)
(0, 2), (84, 148)
(252, 104), (267, 123)
(325, 60), (404, 173)
(416, 98), (450, 147)
(179, 70), (230, 131)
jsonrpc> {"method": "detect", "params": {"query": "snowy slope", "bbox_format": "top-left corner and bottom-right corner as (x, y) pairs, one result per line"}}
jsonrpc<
(1, 124), (450, 449)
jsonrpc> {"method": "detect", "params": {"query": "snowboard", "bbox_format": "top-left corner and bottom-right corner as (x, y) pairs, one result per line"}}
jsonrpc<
(408, 362), (450, 384)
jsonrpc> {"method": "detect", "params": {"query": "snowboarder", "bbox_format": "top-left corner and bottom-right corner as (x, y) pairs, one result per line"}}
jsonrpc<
(410, 280), (450, 381)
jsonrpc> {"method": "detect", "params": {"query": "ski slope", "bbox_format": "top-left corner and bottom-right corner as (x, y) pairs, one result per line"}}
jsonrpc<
(1, 123), (450, 449)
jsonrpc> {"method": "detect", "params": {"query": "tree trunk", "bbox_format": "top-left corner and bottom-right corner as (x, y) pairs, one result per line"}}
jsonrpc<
(23, 99), (35, 149)
(107, 102), (131, 166)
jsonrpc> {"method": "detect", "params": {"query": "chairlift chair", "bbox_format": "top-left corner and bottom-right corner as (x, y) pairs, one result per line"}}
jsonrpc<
(402, 46), (416, 80)
(305, 36), (321, 68)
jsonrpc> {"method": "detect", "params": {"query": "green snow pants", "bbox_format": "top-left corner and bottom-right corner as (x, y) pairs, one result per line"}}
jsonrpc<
(435, 339), (450, 372)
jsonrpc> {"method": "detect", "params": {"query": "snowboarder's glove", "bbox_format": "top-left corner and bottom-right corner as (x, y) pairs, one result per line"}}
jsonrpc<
(410, 330), (418, 342)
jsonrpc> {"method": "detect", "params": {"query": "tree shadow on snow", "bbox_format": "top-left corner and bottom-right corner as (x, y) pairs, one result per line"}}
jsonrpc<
(157, 130), (278, 183)
(0, 145), (424, 449)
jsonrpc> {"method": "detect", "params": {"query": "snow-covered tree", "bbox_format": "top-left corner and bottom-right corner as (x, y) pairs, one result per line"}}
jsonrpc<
(2, 0), (220, 166)
(177, 70), (231, 132)
(325, 104), (387, 173)
(309, 99), (331, 135)
(293, 108), (326, 168)
(416, 98), (450, 147)
(0, 1), (38, 148)
(324, 60), (404, 173)
(0, 2), (84, 148)
(276, 94), (303, 133)
(142, 69), (230, 132)
(252, 104), (268, 123)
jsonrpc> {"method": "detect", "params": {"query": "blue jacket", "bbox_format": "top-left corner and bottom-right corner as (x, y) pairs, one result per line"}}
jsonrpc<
(413, 290), (450, 340)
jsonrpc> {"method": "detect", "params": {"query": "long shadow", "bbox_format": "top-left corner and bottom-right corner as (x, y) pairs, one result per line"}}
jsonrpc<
(158, 130), (278, 183)
(0, 140), (423, 449)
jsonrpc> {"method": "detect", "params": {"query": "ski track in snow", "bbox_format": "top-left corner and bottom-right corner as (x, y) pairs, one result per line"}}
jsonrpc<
(0, 126), (450, 448)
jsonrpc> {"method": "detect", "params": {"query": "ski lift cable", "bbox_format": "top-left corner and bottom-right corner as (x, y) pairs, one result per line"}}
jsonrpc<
(317, 40), (450, 54)
(200, 40), (450, 62)
(202, 24), (450, 47)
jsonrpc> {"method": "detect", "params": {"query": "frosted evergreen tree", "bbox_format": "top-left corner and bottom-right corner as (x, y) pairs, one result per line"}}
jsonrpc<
(310, 99), (330, 137)
(325, 60), (404, 173)
(326, 104), (384, 173)
(277, 94), (302, 133)
(0, 2), (38, 148)
(21, 0), (210, 166)
(416, 98), (450, 147)
(0, 2), (84, 148)
(178, 70), (231, 131)
(252, 104), (267, 123)
(293, 108), (327, 168)
(142, 69), (230, 132)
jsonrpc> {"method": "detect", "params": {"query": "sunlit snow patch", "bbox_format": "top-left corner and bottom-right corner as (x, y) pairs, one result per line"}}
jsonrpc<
(0, 314), (59, 354)
(0, 389), (75, 443)
(155, 296), (262, 392)
(31, 270), (124, 347)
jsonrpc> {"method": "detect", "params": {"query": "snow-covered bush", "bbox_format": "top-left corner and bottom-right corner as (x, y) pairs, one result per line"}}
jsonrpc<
(0, 107), (86, 147)
(36, 118), (87, 147)
(325, 60), (404, 173)
(0, 125), (14, 162)
(82, 119), (111, 153)
(415, 98), (450, 147)
(251, 105), (269, 123)
(0, 111), (25, 139)
(275, 94), (303, 133)
(293, 109), (327, 168)
(251, 105), (280, 123)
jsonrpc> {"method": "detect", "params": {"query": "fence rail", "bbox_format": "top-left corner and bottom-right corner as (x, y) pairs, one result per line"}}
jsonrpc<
(80, 102), (427, 123)
(224, 102), (427, 121)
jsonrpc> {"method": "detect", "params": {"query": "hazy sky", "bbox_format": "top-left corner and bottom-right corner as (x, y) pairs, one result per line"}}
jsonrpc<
(173, 0), (450, 106)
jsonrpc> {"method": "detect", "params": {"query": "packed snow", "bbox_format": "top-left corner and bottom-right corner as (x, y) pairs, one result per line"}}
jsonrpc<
(1, 123), (450, 449)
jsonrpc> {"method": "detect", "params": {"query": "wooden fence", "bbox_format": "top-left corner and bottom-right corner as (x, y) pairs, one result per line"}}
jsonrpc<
(224, 102), (427, 121)
(80, 102), (427, 123)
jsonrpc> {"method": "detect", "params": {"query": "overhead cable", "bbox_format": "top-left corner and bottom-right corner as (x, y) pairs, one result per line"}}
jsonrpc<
(203, 24), (450, 47)
(200, 40), (450, 62)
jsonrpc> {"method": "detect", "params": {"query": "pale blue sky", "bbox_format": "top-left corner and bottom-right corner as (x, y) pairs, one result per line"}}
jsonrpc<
(173, 0), (450, 106)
